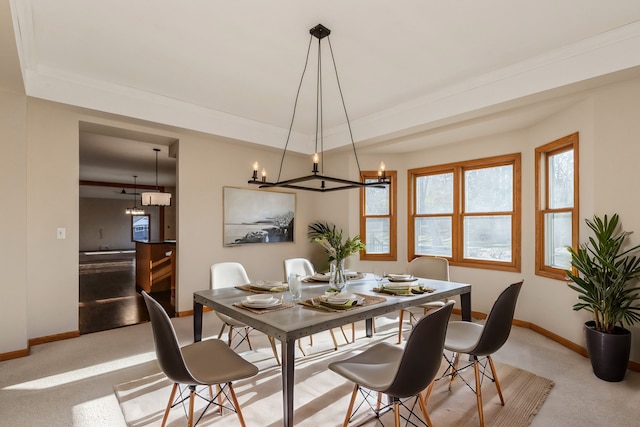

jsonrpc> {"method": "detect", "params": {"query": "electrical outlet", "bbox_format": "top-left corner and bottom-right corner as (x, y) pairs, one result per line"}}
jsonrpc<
(57, 227), (66, 239)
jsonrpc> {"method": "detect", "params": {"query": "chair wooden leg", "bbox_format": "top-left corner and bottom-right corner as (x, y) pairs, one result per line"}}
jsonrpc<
(448, 352), (459, 391)
(473, 359), (485, 427)
(342, 384), (359, 427)
(188, 386), (196, 427)
(227, 325), (234, 346)
(418, 389), (434, 427)
(376, 392), (383, 411)
(329, 329), (339, 350)
(340, 325), (350, 343)
(351, 322), (356, 342)
(161, 383), (178, 427)
(397, 310), (405, 344)
(309, 335), (313, 346)
(268, 336), (281, 365)
(297, 338), (306, 356)
(227, 382), (247, 427)
(215, 385), (223, 415)
(393, 400), (401, 427)
(421, 380), (435, 407)
(487, 355), (504, 405)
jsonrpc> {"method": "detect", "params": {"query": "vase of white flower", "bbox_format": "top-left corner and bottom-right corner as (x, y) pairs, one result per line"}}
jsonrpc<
(308, 221), (365, 292)
(329, 258), (348, 292)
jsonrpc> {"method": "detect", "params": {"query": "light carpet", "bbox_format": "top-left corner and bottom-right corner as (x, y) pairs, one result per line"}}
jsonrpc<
(114, 328), (553, 427)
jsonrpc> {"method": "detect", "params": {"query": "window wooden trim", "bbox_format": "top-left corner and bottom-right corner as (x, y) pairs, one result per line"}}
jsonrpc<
(408, 153), (521, 272)
(535, 132), (579, 280)
(360, 170), (397, 261)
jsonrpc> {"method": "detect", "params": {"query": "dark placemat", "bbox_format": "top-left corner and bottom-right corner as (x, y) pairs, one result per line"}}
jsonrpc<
(232, 301), (295, 314)
(299, 293), (386, 312)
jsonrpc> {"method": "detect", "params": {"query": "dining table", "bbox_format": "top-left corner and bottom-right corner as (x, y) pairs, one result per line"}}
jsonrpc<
(193, 274), (471, 427)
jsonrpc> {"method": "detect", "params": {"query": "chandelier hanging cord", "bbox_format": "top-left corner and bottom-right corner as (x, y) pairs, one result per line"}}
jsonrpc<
(327, 36), (362, 175)
(275, 35), (314, 183)
(315, 33), (324, 177)
(154, 148), (160, 190)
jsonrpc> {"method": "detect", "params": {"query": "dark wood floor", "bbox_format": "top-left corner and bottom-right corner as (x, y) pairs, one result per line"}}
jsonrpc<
(79, 251), (175, 334)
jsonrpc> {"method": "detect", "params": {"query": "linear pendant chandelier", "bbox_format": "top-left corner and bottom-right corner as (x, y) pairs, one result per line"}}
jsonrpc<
(248, 24), (389, 192)
(141, 148), (172, 206)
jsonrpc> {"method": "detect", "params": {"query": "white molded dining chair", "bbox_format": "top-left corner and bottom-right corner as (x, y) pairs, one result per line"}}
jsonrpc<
(210, 262), (280, 364)
(397, 256), (452, 344)
(283, 258), (315, 280)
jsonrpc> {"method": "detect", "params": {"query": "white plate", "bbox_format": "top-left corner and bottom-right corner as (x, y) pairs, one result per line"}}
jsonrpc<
(245, 294), (277, 303)
(327, 293), (357, 305)
(241, 298), (283, 309)
(311, 273), (330, 282)
(388, 275), (417, 282)
(388, 274), (412, 280)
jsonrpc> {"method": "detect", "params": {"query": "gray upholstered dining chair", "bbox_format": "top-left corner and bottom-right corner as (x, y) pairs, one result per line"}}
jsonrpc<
(397, 256), (451, 343)
(141, 291), (258, 427)
(329, 301), (454, 427)
(210, 262), (280, 364)
(441, 280), (523, 427)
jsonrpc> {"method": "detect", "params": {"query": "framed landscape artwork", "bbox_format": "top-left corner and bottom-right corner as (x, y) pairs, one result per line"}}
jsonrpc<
(223, 187), (295, 246)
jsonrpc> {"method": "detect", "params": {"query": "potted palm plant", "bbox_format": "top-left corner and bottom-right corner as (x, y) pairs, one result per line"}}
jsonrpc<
(566, 213), (640, 381)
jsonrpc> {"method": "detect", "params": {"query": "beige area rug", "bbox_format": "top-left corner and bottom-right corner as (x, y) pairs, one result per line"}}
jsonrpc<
(114, 325), (553, 427)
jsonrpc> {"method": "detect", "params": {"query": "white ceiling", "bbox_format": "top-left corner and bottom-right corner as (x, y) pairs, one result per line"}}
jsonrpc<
(8, 1), (640, 195)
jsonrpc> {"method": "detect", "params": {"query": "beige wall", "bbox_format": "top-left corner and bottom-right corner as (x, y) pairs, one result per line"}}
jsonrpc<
(3, 72), (640, 365)
(0, 89), (28, 353)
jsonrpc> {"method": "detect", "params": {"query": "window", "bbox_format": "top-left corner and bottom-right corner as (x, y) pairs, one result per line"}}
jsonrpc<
(360, 170), (397, 260)
(131, 214), (150, 242)
(535, 133), (578, 280)
(409, 153), (521, 271)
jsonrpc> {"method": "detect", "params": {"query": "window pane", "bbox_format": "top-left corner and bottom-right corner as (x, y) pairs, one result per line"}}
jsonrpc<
(463, 216), (511, 261)
(132, 215), (149, 241)
(365, 179), (389, 215)
(365, 218), (390, 254)
(414, 217), (452, 257)
(465, 165), (512, 213)
(549, 150), (574, 209)
(544, 212), (572, 269)
(416, 173), (453, 214)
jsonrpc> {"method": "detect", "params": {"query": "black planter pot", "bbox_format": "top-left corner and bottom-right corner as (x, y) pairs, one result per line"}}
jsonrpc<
(584, 321), (631, 382)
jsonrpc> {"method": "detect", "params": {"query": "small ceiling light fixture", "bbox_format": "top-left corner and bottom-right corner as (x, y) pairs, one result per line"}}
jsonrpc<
(249, 23), (389, 192)
(125, 175), (145, 215)
(141, 148), (172, 206)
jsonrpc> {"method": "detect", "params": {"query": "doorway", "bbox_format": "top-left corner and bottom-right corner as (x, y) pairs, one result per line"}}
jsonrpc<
(78, 122), (177, 334)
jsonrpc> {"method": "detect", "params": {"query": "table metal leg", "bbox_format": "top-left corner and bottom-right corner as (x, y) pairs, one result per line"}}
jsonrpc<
(281, 339), (295, 427)
(460, 291), (471, 321)
(365, 318), (373, 337)
(193, 301), (203, 342)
